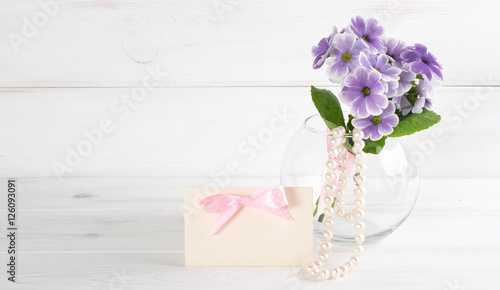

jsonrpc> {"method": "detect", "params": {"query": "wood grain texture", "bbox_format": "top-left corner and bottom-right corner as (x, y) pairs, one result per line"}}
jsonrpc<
(0, 87), (498, 179)
(0, 252), (498, 290)
(0, 178), (498, 253)
(0, 178), (499, 289)
(0, 0), (498, 87)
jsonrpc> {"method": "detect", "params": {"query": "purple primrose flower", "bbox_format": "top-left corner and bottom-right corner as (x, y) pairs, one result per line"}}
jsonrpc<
(350, 16), (386, 54)
(401, 44), (443, 80)
(384, 80), (399, 98)
(312, 26), (338, 69)
(326, 33), (365, 81)
(416, 74), (442, 98)
(395, 68), (416, 97)
(384, 38), (407, 66)
(359, 52), (402, 82)
(352, 102), (399, 141)
(340, 68), (388, 118)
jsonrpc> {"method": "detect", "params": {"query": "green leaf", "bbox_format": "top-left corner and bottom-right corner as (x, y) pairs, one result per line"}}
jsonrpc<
(311, 86), (346, 130)
(389, 109), (441, 137)
(404, 86), (419, 106)
(312, 195), (320, 217)
(363, 137), (387, 154)
(348, 114), (386, 154)
(346, 114), (355, 132)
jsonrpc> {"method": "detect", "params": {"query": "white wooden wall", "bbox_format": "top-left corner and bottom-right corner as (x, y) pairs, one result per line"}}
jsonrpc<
(0, 0), (498, 180)
(0, 1), (499, 289)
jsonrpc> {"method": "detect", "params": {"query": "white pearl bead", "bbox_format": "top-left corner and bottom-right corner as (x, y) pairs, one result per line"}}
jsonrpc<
(312, 260), (322, 267)
(346, 260), (355, 270)
(326, 160), (338, 169)
(354, 140), (365, 148)
(339, 147), (348, 155)
(338, 137), (347, 145)
(320, 241), (333, 252)
(344, 213), (354, 222)
(328, 148), (339, 158)
(354, 174), (366, 185)
(337, 167), (348, 176)
(306, 265), (316, 272)
(353, 208), (365, 220)
(329, 138), (341, 147)
(335, 199), (345, 208)
(338, 126), (346, 134)
(337, 156), (347, 166)
(336, 209), (346, 218)
(325, 184), (335, 193)
(352, 146), (363, 154)
(323, 207), (334, 216)
(336, 189), (346, 197)
(353, 134), (363, 142)
(330, 268), (340, 280)
(317, 252), (329, 262)
(352, 128), (364, 140)
(353, 186), (366, 197)
(337, 178), (347, 187)
(332, 128), (342, 136)
(339, 265), (348, 277)
(354, 245), (364, 255)
(354, 233), (365, 244)
(354, 197), (366, 208)
(322, 230), (333, 240)
(324, 195), (334, 205)
(354, 221), (365, 231)
(350, 255), (360, 265)
(355, 163), (367, 173)
(323, 218), (334, 228)
(307, 268), (319, 279)
(353, 152), (366, 164)
(325, 172), (336, 182)
(319, 269), (330, 280)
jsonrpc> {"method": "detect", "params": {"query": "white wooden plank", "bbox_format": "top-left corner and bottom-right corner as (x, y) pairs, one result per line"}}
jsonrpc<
(0, 0), (498, 87)
(0, 252), (498, 289)
(0, 177), (496, 212)
(0, 210), (496, 252)
(0, 87), (498, 179)
(0, 178), (498, 252)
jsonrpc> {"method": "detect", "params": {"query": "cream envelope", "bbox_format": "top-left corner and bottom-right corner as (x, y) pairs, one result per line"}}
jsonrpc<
(184, 187), (313, 267)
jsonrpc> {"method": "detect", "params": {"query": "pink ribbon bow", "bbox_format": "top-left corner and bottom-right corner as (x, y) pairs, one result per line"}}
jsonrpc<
(199, 185), (291, 235)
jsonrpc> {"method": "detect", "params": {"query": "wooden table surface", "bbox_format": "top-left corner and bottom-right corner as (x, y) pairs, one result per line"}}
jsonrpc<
(1, 0), (499, 289)
(0, 178), (499, 289)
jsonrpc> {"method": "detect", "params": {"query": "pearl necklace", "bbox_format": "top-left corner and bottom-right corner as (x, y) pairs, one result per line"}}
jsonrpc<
(305, 126), (367, 280)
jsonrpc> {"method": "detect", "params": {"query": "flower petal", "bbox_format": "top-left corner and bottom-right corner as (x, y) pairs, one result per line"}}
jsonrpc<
(402, 50), (420, 62)
(384, 114), (399, 127)
(352, 98), (370, 118)
(377, 123), (394, 136)
(365, 96), (384, 116)
(352, 117), (374, 128)
(369, 128), (383, 141)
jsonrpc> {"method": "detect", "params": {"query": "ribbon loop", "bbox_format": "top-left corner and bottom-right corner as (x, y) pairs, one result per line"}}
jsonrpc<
(199, 185), (290, 235)
(238, 195), (254, 206)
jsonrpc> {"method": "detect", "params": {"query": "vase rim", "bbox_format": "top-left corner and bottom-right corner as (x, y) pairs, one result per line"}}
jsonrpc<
(303, 114), (353, 136)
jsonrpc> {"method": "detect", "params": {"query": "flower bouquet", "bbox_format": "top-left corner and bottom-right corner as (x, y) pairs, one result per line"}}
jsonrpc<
(300, 16), (444, 280)
(311, 16), (442, 153)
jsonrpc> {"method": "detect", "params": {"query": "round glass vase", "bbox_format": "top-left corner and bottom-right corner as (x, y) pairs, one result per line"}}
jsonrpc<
(280, 114), (420, 244)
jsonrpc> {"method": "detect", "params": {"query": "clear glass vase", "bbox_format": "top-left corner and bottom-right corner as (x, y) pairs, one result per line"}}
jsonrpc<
(280, 114), (420, 244)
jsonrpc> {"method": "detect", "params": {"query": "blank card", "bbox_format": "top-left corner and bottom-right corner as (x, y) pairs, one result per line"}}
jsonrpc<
(184, 187), (313, 267)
